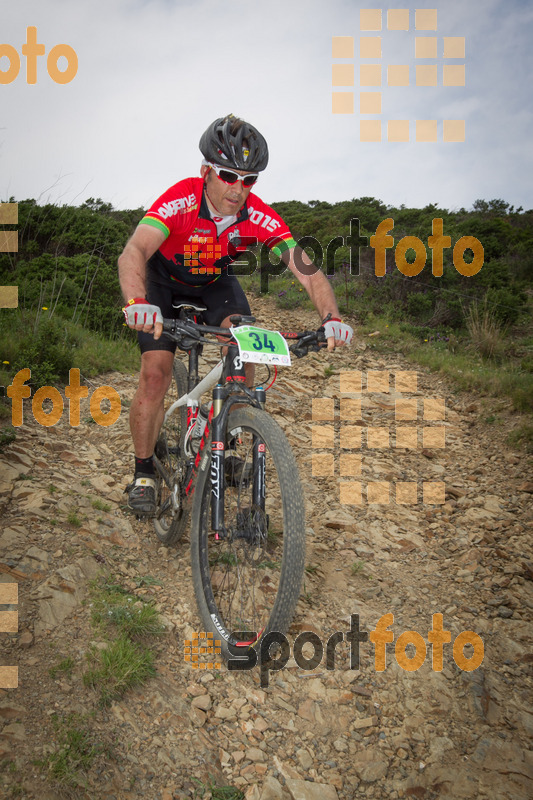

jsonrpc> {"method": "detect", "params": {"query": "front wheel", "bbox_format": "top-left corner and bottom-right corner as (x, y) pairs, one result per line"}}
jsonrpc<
(153, 358), (190, 545)
(190, 405), (306, 660)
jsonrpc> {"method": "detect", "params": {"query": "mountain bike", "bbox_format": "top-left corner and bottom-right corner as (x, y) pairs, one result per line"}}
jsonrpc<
(152, 302), (326, 660)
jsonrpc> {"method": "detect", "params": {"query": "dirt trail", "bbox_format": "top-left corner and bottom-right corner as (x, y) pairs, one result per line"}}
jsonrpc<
(1, 296), (532, 800)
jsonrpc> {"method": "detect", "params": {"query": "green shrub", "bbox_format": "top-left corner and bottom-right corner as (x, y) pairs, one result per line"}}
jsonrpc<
(406, 292), (434, 319)
(12, 316), (74, 388)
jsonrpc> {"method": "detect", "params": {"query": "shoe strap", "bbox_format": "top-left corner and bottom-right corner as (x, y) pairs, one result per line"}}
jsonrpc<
(133, 476), (156, 489)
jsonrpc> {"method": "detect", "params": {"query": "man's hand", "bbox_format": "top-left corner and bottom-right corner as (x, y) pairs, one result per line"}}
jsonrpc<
(123, 298), (163, 340)
(322, 317), (353, 351)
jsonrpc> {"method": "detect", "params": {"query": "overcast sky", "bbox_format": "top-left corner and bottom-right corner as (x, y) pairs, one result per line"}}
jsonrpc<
(1, 0), (531, 213)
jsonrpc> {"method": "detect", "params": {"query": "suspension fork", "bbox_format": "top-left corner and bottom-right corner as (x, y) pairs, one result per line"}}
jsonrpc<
(210, 385), (227, 537)
(252, 386), (266, 513)
(210, 344), (247, 535)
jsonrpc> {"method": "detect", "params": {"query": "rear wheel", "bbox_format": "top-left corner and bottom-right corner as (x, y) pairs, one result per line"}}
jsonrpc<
(153, 358), (190, 545)
(190, 405), (305, 660)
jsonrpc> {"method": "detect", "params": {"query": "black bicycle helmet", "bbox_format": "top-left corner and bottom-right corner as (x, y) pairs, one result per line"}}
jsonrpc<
(199, 114), (269, 171)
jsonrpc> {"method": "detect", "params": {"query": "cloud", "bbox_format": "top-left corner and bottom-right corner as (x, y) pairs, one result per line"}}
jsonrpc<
(1, 0), (531, 211)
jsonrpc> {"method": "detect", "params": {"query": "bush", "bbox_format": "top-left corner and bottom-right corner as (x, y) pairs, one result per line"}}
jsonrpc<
(12, 316), (74, 389)
(406, 292), (434, 319)
(484, 286), (527, 326)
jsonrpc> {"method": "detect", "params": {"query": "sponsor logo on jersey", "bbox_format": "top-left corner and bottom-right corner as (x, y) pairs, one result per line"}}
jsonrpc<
(227, 229), (242, 248)
(158, 192), (197, 219)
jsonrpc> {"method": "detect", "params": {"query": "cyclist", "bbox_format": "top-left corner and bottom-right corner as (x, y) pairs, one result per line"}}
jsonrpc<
(119, 114), (353, 515)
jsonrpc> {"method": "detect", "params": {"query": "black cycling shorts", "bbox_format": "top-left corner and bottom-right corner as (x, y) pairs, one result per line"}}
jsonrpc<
(137, 274), (252, 354)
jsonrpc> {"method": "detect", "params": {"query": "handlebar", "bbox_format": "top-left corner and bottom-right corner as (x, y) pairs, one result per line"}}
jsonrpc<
(161, 316), (327, 358)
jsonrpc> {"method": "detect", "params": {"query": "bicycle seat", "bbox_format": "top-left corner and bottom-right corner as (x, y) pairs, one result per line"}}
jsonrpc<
(171, 301), (207, 314)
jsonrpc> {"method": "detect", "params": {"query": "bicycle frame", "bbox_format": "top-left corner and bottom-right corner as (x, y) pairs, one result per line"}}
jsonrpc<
(156, 340), (262, 540)
(154, 313), (326, 543)
(163, 360), (223, 425)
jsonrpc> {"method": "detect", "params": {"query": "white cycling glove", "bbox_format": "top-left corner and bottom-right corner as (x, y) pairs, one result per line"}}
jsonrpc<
(123, 297), (163, 328)
(322, 317), (353, 345)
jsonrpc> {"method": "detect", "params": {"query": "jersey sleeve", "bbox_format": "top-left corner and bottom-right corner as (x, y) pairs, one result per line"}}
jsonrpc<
(138, 178), (201, 238)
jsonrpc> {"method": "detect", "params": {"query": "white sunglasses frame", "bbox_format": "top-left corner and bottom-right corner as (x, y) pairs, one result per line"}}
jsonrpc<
(204, 161), (259, 186)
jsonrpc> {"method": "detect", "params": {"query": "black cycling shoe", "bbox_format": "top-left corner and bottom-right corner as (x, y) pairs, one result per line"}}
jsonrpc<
(126, 473), (157, 516)
(225, 453), (252, 488)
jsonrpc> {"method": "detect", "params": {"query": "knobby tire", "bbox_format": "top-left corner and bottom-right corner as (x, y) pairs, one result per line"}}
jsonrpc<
(153, 358), (190, 545)
(190, 405), (306, 661)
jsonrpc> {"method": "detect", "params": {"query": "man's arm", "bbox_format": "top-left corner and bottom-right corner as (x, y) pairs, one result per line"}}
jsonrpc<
(118, 224), (167, 338)
(283, 246), (351, 350)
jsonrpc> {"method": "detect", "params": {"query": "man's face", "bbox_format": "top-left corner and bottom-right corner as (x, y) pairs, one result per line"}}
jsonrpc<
(201, 164), (255, 216)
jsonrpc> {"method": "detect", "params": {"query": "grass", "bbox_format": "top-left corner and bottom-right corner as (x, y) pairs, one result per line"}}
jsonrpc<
(209, 551), (238, 567)
(84, 574), (164, 705)
(0, 309), (140, 382)
(267, 526), (281, 546)
(36, 712), (107, 791)
(409, 344), (533, 412)
(257, 559), (281, 570)
(242, 273), (532, 428)
(88, 576), (164, 640)
(350, 309), (533, 423)
(465, 299), (506, 360)
(91, 498), (111, 512)
(507, 423), (533, 454)
(0, 425), (16, 450)
(193, 778), (245, 799)
(133, 574), (163, 588)
(49, 656), (75, 679)
(83, 636), (156, 707)
(67, 511), (82, 527)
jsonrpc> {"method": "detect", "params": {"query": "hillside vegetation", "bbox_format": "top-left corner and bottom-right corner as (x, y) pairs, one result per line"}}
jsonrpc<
(0, 196), (531, 436)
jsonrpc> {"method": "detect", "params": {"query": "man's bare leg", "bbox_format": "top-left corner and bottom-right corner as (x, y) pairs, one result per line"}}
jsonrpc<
(129, 350), (175, 458)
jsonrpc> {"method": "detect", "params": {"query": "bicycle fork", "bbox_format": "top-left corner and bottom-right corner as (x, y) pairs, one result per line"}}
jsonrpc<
(209, 386), (267, 541)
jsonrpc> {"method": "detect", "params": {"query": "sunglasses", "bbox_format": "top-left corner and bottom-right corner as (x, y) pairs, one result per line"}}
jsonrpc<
(206, 162), (259, 187)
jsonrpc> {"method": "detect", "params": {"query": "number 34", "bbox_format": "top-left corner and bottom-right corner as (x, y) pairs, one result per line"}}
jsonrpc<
(249, 332), (276, 352)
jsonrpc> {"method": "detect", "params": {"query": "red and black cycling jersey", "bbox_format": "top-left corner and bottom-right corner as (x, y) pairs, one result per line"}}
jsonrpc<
(139, 177), (297, 287)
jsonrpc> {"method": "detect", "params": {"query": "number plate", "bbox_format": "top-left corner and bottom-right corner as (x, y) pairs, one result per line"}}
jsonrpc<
(230, 325), (291, 366)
